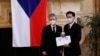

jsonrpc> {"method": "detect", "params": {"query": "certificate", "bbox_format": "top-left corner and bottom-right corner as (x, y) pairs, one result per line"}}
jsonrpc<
(56, 36), (71, 46)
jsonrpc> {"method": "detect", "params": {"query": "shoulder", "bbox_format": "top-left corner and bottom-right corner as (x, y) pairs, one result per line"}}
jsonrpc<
(42, 25), (50, 30)
(64, 24), (68, 28)
(56, 25), (62, 28)
(74, 23), (82, 29)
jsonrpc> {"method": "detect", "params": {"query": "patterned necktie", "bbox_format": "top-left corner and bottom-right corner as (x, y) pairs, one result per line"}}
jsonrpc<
(68, 24), (70, 31)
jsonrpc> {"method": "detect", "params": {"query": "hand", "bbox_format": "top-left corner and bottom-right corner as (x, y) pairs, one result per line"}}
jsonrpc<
(61, 32), (65, 37)
(42, 51), (47, 56)
(64, 44), (70, 47)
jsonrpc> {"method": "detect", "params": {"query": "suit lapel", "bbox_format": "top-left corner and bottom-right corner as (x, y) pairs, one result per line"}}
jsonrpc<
(69, 23), (76, 32)
(48, 25), (52, 32)
(71, 23), (76, 31)
(48, 25), (56, 33)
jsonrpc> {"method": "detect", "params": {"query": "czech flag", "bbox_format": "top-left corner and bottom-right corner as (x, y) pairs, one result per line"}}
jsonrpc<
(11, 0), (46, 47)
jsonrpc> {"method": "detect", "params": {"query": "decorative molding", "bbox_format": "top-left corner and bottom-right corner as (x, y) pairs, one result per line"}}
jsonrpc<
(0, 5), (1, 17)
(0, 3), (11, 28)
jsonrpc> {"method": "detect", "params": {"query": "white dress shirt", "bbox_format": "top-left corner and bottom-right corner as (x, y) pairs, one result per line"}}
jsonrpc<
(51, 25), (56, 32)
(69, 22), (74, 29)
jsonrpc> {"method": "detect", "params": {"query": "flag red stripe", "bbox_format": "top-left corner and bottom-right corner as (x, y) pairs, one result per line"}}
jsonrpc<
(30, 0), (46, 46)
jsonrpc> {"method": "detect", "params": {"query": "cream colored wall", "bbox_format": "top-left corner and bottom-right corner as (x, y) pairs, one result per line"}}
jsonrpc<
(79, 0), (94, 46)
(47, 0), (82, 27)
(47, 0), (94, 25)
(0, 0), (11, 28)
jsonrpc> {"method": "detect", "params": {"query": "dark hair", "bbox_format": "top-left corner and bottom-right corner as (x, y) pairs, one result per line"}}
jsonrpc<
(48, 13), (57, 19)
(66, 11), (75, 17)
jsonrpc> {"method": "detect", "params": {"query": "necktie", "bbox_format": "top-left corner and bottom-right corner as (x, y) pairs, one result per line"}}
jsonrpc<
(53, 27), (55, 33)
(68, 24), (70, 31)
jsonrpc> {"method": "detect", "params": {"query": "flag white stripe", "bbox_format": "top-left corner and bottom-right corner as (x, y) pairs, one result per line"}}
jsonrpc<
(11, 0), (30, 47)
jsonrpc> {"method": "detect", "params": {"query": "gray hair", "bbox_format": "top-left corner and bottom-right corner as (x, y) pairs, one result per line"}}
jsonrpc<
(48, 13), (57, 19)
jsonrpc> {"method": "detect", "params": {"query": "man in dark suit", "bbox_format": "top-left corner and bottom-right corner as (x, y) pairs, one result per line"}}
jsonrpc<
(41, 13), (62, 56)
(63, 11), (82, 56)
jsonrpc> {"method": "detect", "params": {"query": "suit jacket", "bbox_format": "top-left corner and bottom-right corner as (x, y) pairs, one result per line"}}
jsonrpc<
(64, 23), (81, 55)
(41, 25), (62, 56)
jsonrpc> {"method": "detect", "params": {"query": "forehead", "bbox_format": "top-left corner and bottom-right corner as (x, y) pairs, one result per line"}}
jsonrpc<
(49, 16), (56, 18)
(49, 16), (56, 20)
(66, 14), (73, 17)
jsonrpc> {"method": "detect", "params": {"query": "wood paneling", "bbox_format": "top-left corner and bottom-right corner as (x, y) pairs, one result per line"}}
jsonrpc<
(0, 1), (11, 28)
(95, 0), (100, 12)
(0, 0), (10, 2)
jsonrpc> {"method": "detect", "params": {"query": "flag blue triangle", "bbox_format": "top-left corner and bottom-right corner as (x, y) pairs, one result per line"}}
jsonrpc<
(17, 0), (40, 17)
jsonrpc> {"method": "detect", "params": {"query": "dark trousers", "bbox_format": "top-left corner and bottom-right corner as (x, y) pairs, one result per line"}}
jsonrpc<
(41, 49), (62, 56)
(64, 50), (80, 56)
(47, 50), (61, 56)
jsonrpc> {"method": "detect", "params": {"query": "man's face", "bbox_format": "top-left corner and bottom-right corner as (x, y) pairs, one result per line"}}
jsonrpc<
(66, 14), (75, 24)
(49, 16), (56, 21)
(66, 14), (74, 19)
(49, 16), (56, 25)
